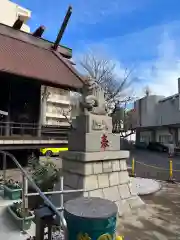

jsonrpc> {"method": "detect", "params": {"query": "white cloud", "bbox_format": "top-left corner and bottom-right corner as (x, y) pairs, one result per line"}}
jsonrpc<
(134, 30), (180, 97)
(83, 21), (180, 98)
(74, 16), (180, 100)
(70, 0), (151, 26)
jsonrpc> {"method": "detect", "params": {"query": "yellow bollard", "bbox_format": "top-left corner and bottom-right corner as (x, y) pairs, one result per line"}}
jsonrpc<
(168, 159), (175, 183)
(131, 158), (135, 177)
(169, 160), (173, 179)
(116, 236), (124, 240)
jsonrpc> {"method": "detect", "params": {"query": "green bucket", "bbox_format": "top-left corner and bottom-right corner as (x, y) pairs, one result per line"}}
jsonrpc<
(64, 197), (118, 240)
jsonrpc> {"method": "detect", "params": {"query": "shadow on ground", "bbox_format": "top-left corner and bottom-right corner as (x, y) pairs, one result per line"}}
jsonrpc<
(117, 182), (180, 240)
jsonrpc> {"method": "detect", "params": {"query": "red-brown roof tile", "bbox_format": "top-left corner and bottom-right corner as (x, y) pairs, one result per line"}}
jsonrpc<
(0, 24), (84, 90)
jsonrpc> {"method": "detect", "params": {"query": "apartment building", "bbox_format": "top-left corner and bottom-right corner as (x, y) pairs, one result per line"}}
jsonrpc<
(132, 78), (180, 146)
(41, 86), (71, 126)
(0, 0), (31, 32)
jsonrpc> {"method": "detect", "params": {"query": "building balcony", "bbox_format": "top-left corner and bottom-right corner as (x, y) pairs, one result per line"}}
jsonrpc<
(47, 98), (70, 105)
(0, 121), (68, 149)
(46, 112), (70, 119)
(0, 121), (39, 138)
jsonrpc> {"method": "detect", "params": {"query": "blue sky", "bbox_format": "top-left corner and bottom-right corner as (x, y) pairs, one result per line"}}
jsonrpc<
(13, 0), (180, 97)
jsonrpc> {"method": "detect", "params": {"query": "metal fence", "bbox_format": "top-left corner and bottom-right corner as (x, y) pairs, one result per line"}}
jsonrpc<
(128, 158), (180, 183)
(0, 150), (84, 239)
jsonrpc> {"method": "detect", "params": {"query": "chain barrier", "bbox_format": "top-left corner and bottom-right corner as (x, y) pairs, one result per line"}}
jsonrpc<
(130, 158), (180, 183)
(135, 160), (180, 172)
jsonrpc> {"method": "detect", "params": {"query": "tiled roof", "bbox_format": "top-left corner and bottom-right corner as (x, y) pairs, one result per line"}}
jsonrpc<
(0, 23), (84, 90)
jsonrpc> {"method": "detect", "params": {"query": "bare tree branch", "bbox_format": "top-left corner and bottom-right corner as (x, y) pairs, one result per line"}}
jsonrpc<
(79, 52), (138, 137)
(61, 92), (83, 129)
(60, 106), (75, 129)
(80, 53), (135, 111)
(120, 129), (135, 138)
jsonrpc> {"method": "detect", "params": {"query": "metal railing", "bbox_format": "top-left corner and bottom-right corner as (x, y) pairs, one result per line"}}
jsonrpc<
(0, 150), (84, 239)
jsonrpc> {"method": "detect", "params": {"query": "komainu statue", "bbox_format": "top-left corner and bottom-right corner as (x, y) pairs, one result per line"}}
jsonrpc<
(81, 79), (107, 116)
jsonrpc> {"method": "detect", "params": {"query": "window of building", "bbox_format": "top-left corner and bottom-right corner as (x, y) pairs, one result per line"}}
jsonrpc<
(159, 135), (172, 143)
(47, 105), (52, 113)
(48, 104), (57, 114)
(140, 136), (150, 143)
(58, 89), (67, 95)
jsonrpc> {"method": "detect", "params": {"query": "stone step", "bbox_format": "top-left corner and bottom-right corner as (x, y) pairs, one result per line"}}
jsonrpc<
(0, 188), (22, 213)
(0, 188), (35, 240)
(0, 187), (64, 239)
(0, 207), (33, 240)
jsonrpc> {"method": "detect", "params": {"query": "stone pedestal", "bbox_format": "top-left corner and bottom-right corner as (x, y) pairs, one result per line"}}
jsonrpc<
(61, 114), (144, 216)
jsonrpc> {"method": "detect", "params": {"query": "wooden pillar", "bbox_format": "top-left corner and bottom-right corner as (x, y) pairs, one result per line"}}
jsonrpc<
(5, 81), (12, 136)
(5, 115), (10, 136)
(37, 86), (48, 137)
(41, 87), (47, 125)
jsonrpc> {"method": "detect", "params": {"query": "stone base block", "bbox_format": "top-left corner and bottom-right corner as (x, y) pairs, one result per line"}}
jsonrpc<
(61, 150), (129, 163)
(68, 132), (120, 152)
(63, 172), (144, 216)
(70, 114), (113, 134)
(62, 150), (144, 216)
(62, 152), (129, 178)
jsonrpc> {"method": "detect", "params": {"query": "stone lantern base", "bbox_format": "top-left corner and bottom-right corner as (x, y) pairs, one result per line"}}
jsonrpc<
(62, 150), (144, 216)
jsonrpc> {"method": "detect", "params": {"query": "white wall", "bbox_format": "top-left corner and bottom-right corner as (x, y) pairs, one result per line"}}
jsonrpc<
(0, 0), (31, 32)
(134, 95), (165, 128)
(156, 95), (180, 126)
(134, 91), (180, 128)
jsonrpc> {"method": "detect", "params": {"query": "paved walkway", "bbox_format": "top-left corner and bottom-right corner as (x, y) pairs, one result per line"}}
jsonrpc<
(0, 189), (31, 240)
(117, 182), (180, 240)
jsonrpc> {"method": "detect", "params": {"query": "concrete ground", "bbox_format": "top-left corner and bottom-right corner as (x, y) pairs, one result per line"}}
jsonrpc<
(117, 182), (180, 240)
(2, 155), (180, 239)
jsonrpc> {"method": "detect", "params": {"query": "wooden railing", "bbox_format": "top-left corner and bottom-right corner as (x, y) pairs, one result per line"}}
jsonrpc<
(0, 122), (70, 140)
